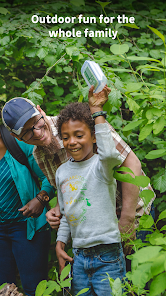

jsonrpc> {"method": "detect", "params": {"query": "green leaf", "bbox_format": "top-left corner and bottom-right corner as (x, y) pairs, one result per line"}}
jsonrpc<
(134, 175), (150, 187)
(108, 88), (122, 108)
(127, 56), (160, 63)
(123, 119), (145, 131)
(63, 66), (72, 72)
(156, 19), (166, 21)
(150, 273), (166, 296)
(110, 44), (129, 55)
(37, 48), (49, 59)
(26, 48), (38, 58)
(35, 280), (47, 296)
(139, 214), (154, 229)
(145, 149), (166, 159)
(114, 171), (150, 187)
(114, 171), (136, 185)
(131, 263), (152, 289)
(139, 189), (155, 206)
(1, 36), (10, 46)
(148, 25), (165, 44)
(126, 82), (143, 92)
(0, 7), (10, 15)
(0, 283), (7, 290)
(153, 173), (166, 193)
(52, 86), (64, 96)
(66, 46), (79, 58)
(11, 81), (25, 88)
(43, 281), (61, 295)
(45, 76), (57, 85)
(132, 246), (162, 264)
(149, 232), (164, 245)
(158, 209), (166, 221)
(28, 92), (43, 105)
(112, 278), (122, 296)
(153, 116), (166, 135)
(108, 68), (133, 73)
(44, 55), (57, 67)
(126, 97), (140, 114)
(146, 108), (162, 120)
(115, 166), (135, 175)
(75, 288), (89, 296)
(139, 123), (153, 141)
(60, 264), (71, 281)
(60, 277), (72, 288)
(123, 23), (139, 29)
(70, 0), (85, 6)
(96, 1), (110, 9)
(160, 225), (166, 231)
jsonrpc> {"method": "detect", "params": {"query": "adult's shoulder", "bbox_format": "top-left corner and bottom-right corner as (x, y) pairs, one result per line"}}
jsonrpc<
(15, 139), (34, 156)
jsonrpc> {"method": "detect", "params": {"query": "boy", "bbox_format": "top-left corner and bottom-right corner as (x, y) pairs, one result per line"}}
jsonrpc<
(55, 86), (126, 295)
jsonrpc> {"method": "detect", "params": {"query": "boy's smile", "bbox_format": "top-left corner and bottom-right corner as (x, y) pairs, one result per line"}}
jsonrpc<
(61, 119), (96, 162)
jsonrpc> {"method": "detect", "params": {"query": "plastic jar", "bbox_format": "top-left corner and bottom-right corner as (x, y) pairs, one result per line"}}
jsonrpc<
(81, 60), (107, 93)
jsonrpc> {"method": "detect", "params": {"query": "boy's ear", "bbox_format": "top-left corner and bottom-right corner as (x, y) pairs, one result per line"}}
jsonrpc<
(11, 132), (21, 141)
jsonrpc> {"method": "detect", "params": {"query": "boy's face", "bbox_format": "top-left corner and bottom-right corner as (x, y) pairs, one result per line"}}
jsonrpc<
(61, 119), (96, 162)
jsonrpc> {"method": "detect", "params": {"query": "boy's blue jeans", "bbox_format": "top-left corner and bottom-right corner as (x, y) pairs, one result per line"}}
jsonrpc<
(0, 221), (51, 296)
(72, 242), (126, 296)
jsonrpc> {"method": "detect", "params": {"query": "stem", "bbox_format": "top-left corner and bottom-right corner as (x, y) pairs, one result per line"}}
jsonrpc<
(29, 53), (66, 93)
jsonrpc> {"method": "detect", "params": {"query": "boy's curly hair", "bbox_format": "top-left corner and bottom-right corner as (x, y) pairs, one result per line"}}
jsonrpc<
(56, 102), (95, 139)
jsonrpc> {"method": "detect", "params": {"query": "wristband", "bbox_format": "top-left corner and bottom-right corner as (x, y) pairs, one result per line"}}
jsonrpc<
(36, 191), (49, 207)
(36, 195), (45, 207)
(92, 111), (107, 119)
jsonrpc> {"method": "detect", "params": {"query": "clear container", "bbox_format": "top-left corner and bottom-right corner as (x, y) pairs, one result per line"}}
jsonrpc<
(81, 60), (107, 93)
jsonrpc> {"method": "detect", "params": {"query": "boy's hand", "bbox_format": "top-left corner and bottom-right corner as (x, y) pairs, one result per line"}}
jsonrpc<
(88, 85), (111, 112)
(56, 241), (74, 274)
(46, 204), (62, 230)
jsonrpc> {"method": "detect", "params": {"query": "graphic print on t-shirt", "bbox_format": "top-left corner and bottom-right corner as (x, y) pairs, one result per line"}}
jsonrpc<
(60, 175), (91, 227)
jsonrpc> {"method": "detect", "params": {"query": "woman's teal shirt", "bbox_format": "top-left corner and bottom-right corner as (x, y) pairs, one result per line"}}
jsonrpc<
(3, 139), (55, 240)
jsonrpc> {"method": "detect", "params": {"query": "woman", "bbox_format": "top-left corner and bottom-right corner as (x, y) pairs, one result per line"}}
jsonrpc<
(0, 124), (55, 296)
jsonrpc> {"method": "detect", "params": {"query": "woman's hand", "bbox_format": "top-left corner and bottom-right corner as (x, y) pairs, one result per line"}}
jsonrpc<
(18, 198), (44, 218)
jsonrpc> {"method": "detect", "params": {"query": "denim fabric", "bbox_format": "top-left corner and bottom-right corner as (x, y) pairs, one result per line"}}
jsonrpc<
(0, 221), (51, 296)
(72, 243), (126, 296)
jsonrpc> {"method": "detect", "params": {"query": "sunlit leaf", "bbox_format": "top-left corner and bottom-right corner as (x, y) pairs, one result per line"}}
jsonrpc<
(110, 44), (129, 55)
(123, 119), (146, 131)
(0, 7), (10, 15)
(123, 23), (139, 29)
(60, 264), (71, 281)
(35, 280), (47, 296)
(139, 123), (153, 141)
(145, 149), (166, 159)
(148, 25), (165, 44)
(150, 273), (166, 296)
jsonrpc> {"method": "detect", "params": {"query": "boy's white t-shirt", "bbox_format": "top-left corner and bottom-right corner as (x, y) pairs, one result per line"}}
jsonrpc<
(56, 123), (122, 248)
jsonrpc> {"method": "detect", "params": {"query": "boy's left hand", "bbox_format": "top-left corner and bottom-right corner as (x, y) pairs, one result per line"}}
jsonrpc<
(88, 85), (111, 111)
(56, 241), (74, 274)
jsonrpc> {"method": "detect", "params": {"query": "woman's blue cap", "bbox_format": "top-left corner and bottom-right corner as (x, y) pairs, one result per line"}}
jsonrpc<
(2, 97), (40, 135)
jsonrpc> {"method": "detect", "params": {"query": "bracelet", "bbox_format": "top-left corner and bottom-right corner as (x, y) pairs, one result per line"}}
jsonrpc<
(36, 195), (45, 207)
(92, 111), (107, 119)
(36, 191), (49, 207)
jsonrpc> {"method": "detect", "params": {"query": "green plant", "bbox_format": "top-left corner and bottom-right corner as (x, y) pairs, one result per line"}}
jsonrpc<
(35, 264), (89, 296)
